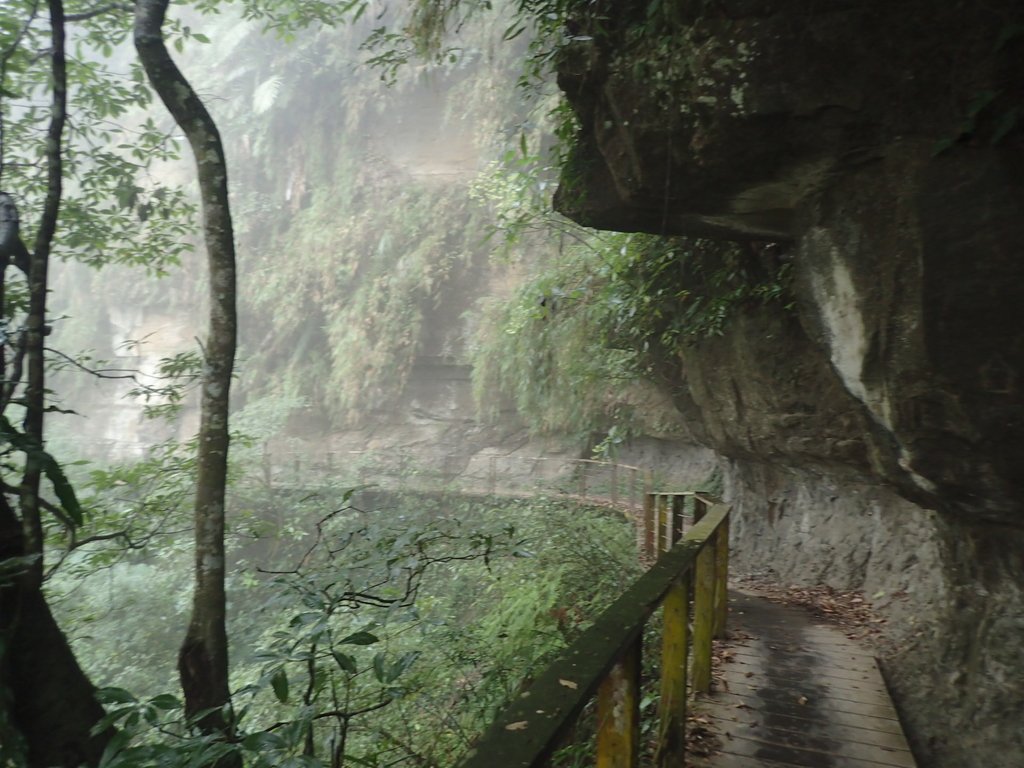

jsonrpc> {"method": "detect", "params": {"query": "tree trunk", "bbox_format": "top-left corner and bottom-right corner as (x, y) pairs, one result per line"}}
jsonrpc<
(0, 495), (111, 767)
(0, 4), (111, 764)
(134, 0), (238, 740)
(20, 0), (67, 588)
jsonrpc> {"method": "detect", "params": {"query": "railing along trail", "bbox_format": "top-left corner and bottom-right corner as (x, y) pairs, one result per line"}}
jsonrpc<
(262, 448), (653, 515)
(263, 448), (729, 766)
(460, 492), (729, 768)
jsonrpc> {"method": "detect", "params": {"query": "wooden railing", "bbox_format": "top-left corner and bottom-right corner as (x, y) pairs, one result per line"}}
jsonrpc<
(258, 448), (653, 514)
(458, 492), (730, 768)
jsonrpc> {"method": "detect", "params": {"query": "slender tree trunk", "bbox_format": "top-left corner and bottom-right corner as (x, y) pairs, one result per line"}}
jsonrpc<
(0, 6), (113, 765)
(0, 495), (110, 767)
(20, 0), (67, 587)
(134, 0), (238, 740)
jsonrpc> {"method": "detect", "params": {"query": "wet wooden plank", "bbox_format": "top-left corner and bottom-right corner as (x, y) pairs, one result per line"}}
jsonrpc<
(710, 683), (903, 723)
(697, 590), (917, 768)
(729, 651), (880, 684)
(695, 734), (914, 768)
(699, 701), (914, 753)
(718, 665), (890, 700)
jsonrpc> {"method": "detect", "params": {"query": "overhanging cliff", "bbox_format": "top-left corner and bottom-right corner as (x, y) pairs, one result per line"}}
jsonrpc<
(551, 2), (1024, 766)
(555, 0), (1024, 528)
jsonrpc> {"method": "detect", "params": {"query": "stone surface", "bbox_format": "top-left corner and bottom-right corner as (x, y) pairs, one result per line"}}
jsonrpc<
(724, 462), (1024, 768)
(554, 2), (1024, 766)
(556, 0), (1024, 528)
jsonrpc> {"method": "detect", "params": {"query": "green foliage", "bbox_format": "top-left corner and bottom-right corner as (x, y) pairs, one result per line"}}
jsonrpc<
(0, 1), (198, 273)
(0, 415), (83, 526)
(209, 5), (568, 424)
(469, 160), (793, 437)
(67, 483), (638, 767)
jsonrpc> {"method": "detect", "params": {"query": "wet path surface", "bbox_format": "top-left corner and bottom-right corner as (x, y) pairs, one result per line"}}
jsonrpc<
(691, 590), (917, 768)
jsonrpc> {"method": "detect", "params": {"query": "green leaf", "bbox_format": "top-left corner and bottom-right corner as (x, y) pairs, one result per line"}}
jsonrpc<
(96, 729), (131, 765)
(385, 651), (419, 683)
(966, 90), (997, 119)
(241, 731), (288, 751)
(372, 652), (387, 683)
(95, 687), (137, 705)
(0, 416), (84, 526)
(338, 630), (379, 646)
(148, 693), (182, 711)
(931, 136), (959, 157)
(991, 107), (1020, 145)
(331, 651), (357, 674)
(44, 455), (84, 526)
(270, 668), (289, 703)
(995, 23), (1024, 52)
(90, 706), (135, 735)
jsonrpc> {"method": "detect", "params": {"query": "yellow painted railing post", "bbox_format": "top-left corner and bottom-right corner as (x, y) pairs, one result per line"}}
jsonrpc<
(597, 636), (641, 768)
(455, 502), (729, 768)
(643, 493), (655, 559)
(656, 494), (669, 555)
(656, 574), (690, 767)
(713, 515), (730, 638)
(691, 541), (716, 693)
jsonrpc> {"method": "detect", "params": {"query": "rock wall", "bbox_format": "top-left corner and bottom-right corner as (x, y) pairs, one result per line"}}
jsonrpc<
(725, 460), (1024, 767)
(553, 2), (1024, 765)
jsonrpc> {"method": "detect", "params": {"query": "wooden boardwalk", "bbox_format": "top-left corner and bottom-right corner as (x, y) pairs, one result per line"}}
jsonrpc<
(691, 590), (917, 768)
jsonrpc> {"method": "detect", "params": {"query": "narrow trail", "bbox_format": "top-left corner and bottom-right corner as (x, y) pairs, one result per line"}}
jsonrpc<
(692, 590), (917, 768)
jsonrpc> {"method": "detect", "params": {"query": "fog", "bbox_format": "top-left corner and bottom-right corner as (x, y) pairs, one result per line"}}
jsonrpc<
(45, 4), (558, 476)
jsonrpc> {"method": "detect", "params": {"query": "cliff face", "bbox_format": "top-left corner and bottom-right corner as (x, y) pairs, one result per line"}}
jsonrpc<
(553, 2), (1024, 765)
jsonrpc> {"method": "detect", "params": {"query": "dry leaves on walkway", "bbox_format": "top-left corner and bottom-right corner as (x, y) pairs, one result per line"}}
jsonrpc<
(735, 575), (887, 642)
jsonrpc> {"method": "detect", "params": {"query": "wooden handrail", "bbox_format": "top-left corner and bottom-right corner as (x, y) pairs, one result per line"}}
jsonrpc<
(458, 498), (730, 768)
(256, 448), (728, 765)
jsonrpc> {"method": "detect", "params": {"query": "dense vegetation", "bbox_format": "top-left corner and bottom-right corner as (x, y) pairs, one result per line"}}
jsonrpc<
(0, 0), (789, 763)
(466, 148), (794, 443)
(51, 478), (639, 766)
